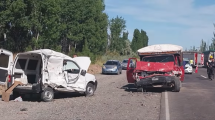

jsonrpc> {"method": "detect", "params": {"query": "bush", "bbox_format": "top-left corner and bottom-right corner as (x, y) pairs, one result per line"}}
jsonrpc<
(68, 50), (139, 65)
(95, 51), (139, 65)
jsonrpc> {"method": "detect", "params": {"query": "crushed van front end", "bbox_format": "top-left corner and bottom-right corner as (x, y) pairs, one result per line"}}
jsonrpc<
(135, 74), (176, 88)
(132, 70), (176, 88)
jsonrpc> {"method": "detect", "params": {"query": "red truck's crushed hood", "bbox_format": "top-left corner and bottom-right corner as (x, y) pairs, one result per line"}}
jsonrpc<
(136, 61), (174, 72)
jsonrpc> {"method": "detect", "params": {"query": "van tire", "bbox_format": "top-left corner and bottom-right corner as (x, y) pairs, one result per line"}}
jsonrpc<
(13, 91), (20, 99)
(172, 77), (181, 92)
(41, 87), (54, 102)
(85, 83), (95, 97)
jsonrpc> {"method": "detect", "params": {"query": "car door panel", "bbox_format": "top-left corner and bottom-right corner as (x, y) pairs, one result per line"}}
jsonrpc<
(63, 60), (86, 90)
(126, 58), (137, 83)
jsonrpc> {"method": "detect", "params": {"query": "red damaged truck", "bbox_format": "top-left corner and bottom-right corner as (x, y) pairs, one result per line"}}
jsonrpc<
(126, 44), (184, 92)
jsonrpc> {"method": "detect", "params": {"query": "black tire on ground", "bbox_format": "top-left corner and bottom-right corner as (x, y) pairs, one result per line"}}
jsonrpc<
(85, 83), (95, 97)
(12, 91), (21, 99)
(172, 77), (181, 92)
(137, 87), (143, 92)
(41, 87), (54, 102)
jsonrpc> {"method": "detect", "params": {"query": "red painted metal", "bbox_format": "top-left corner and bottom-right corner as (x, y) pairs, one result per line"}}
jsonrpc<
(135, 61), (174, 72)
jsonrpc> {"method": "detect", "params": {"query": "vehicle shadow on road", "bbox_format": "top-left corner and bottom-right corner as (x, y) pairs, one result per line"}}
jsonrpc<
(120, 84), (165, 93)
(3, 92), (85, 102)
(54, 92), (84, 99)
(100, 73), (119, 75)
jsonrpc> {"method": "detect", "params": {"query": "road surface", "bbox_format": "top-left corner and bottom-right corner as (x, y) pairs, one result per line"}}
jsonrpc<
(0, 68), (214, 120)
(161, 68), (215, 120)
(0, 71), (160, 120)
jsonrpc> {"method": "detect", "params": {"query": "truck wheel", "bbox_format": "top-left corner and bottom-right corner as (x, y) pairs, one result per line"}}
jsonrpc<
(85, 83), (95, 97)
(172, 77), (181, 92)
(41, 87), (54, 102)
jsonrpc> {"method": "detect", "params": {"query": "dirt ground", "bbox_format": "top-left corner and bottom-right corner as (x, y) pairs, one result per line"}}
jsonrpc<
(87, 64), (102, 75)
(0, 70), (161, 120)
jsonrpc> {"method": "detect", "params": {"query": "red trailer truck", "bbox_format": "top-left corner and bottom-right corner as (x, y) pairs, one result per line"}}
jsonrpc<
(182, 51), (204, 68)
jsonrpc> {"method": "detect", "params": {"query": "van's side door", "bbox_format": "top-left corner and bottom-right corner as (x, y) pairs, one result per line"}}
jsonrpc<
(126, 58), (137, 83)
(175, 55), (184, 81)
(0, 49), (13, 85)
(63, 60), (86, 90)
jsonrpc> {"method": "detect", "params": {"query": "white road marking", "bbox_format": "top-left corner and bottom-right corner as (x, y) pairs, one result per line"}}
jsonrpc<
(201, 75), (207, 78)
(165, 92), (170, 120)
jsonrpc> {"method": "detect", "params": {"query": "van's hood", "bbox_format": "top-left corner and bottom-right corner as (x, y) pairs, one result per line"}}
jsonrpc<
(72, 57), (91, 71)
(136, 61), (174, 72)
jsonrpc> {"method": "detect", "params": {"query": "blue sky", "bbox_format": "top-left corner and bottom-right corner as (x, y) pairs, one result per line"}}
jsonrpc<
(104, 0), (215, 50)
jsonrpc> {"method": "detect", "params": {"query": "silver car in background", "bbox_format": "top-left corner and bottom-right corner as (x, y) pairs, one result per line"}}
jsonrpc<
(122, 59), (134, 70)
(102, 60), (122, 75)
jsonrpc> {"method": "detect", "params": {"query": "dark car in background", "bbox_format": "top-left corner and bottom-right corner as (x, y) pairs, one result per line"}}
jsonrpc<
(102, 60), (122, 75)
(121, 59), (134, 70)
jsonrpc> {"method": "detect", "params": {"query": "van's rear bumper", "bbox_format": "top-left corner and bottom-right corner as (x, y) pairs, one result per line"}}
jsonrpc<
(135, 76), (175, 87)
(13, 83), (41, 94)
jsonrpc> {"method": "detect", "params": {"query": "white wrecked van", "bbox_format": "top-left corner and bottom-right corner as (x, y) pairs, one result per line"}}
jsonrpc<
(0, 48), (13, 86)
(1, 49), (97, 102)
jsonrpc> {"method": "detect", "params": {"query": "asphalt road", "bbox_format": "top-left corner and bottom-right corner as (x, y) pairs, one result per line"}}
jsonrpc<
(161, 68), (215, 120)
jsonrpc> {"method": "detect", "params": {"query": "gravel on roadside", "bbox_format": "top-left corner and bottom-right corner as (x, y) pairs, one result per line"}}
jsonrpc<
(0, 71), (161, 120)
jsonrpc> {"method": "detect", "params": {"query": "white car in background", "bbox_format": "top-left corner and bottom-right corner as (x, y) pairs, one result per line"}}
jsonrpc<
(184, 63), (193, 74)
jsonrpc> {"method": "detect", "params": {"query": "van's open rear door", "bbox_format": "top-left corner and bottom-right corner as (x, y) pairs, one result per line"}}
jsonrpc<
(0, 49), (13, 85)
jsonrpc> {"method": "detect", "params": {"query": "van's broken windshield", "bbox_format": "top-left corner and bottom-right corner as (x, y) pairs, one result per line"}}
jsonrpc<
(142, 55), (174, 63)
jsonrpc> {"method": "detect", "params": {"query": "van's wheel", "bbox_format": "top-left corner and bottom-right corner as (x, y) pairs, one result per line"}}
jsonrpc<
(41, 87), (54, 102)
(85, 83), (95, 97)
(12, 91), (20, 99)
(172, 77), (181, 92)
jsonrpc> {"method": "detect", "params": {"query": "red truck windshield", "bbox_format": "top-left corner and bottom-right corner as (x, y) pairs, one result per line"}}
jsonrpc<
(142, 55), (175, 63)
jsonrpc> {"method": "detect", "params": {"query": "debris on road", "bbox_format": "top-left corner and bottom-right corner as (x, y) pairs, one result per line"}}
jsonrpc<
(14, 96), (23, 102)
(20, 108), (27, 111)
(1, 80), (23, 102)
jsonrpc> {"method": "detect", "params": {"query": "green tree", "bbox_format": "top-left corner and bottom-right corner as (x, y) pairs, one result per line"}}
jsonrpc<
(199, 39), (207, 52)
(140, 29), (148, 47)
(131, 29), (141, 52)
(109, 16), (126, 53)
(130, 29), (149, 52)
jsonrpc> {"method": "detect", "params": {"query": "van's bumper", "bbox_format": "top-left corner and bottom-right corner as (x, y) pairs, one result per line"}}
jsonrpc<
(135, 76), (175, 87)
(13, 83), (41, 94)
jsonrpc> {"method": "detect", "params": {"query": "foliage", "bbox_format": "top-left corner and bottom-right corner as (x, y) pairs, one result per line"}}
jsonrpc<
(192, 24), (215, 52)
(0, 0), (149, 63)
(131, 29), (149, 52)
(199, 39), (207, 52)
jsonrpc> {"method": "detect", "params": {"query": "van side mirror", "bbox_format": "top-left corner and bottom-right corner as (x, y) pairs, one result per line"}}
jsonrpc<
(81, 70), (86, 76)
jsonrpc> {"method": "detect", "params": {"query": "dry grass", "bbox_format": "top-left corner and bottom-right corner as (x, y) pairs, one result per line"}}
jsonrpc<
(87, 64), (102, 75)
(87, 55), (139, 75)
